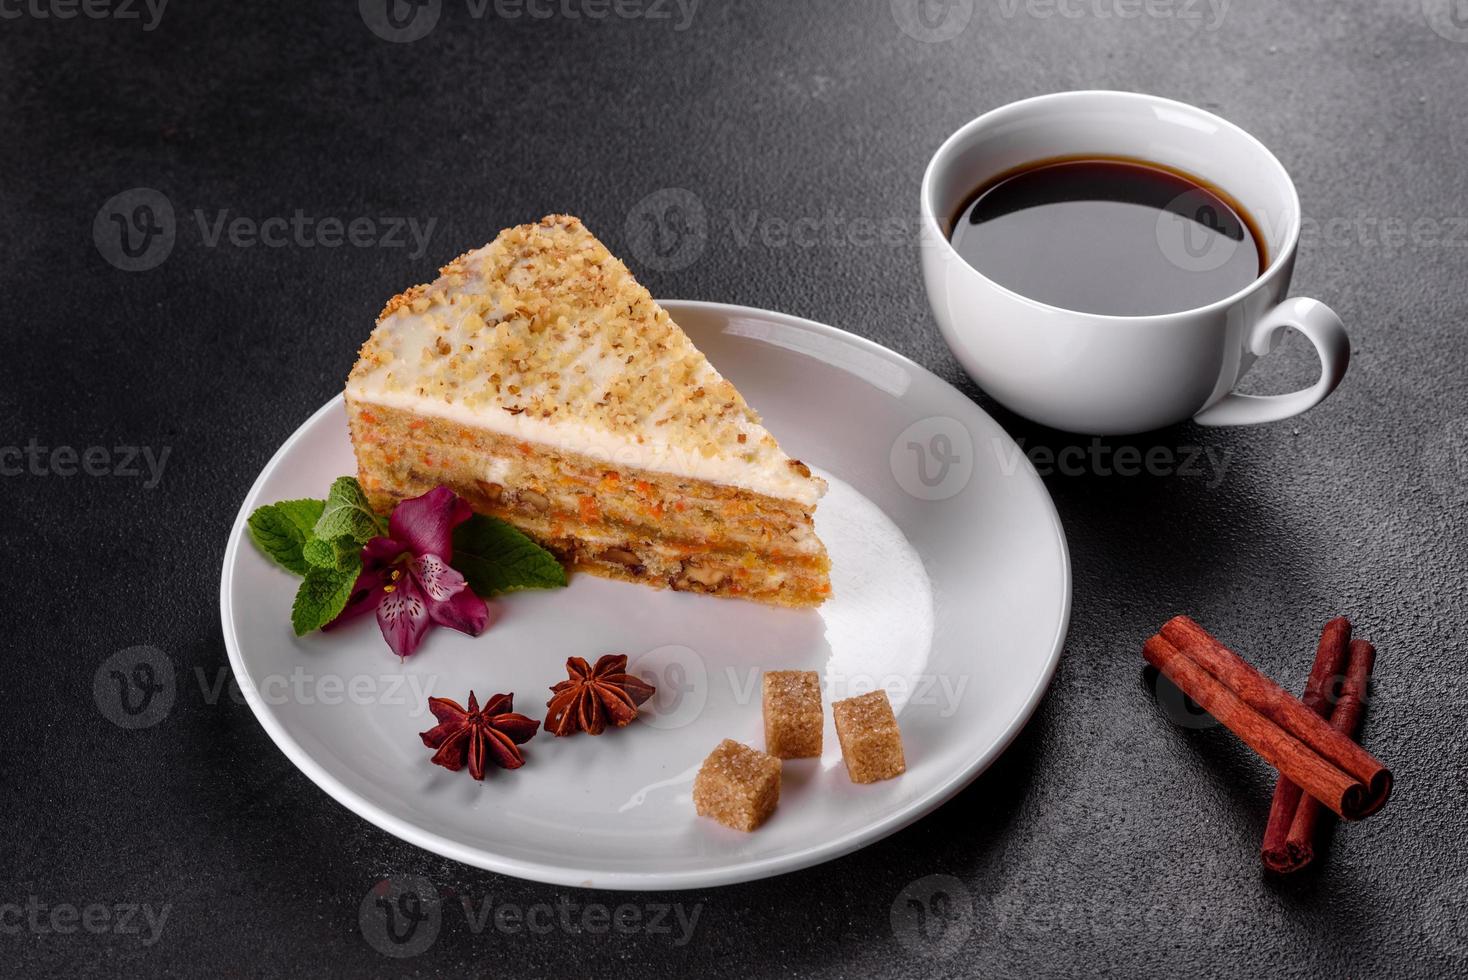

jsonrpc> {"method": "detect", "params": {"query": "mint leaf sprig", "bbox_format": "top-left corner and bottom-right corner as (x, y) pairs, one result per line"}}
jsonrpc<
(246, 477), (566, 639)
(248, 478), (382, 634)
(315, 476), (388, 544)
(453, 514), (568, 596)
(245, 499), (324, 576)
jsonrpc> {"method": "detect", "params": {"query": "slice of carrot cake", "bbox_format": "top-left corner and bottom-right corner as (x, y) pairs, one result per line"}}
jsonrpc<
(345, 214), (831, 607)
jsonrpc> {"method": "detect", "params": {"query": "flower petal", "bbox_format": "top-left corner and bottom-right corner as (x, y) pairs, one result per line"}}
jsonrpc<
(388, 486), (472, 561)
(376, 577), (431, 658)
(410, 553), (466, 601)
(322, 566), (384, 629)
(361, 536), (408, 568)
(324, 537), (409, 630)
(428, 587), (489, 636)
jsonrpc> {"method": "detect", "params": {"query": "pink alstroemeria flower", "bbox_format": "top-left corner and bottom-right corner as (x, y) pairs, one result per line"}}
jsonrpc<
(329, 486), (488, 657)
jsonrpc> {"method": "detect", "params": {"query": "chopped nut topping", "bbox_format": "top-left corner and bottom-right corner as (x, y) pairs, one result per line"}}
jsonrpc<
(346, 215), (825, 502)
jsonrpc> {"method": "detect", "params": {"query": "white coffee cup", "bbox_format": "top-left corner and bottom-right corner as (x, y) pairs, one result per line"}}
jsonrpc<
(920, 90), (1348, 435)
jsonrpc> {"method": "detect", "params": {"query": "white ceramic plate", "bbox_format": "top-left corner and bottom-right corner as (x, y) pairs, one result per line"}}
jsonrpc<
(220, 300), (1070, 890)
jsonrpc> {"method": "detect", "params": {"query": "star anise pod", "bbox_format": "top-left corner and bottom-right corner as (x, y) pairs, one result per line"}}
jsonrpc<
(419, 691), (538, 779)
(544, 654), (656, 736)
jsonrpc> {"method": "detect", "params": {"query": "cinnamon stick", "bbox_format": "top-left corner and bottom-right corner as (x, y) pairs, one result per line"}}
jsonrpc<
(1284, 638), (1377, 869)
(1261, 617), (1352, 873)
(1142, 634), (1365, 819)
(1158, 616), (1392, 818)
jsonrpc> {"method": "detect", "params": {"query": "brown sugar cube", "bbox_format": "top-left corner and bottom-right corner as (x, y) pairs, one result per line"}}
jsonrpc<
(832, 690), (906, 783)
(762, 671), (823, 759)
(693, 739), (781, 832)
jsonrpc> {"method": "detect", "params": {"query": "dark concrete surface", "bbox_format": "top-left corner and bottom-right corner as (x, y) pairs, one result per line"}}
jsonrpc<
(4, 0), (1467, 976)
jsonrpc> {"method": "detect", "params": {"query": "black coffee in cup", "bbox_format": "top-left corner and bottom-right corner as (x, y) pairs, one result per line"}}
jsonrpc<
(948, 156), (1265, 317)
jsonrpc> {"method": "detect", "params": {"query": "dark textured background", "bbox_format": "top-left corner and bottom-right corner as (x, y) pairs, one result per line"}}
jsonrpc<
(4, 0), (1467, 976)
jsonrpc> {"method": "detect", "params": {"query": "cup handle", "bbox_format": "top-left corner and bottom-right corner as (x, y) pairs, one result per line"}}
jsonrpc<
(1192, 297), (1350, 427)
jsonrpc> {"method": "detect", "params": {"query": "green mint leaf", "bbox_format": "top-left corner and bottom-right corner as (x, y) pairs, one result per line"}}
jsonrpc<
(290, 560), (362, 636)
(451, 514), (567, 597)
(314, 476), (386, 545)
(247, 498), (325, 576)
(302, 536), (335, 569)
(303, 534), (364, 572)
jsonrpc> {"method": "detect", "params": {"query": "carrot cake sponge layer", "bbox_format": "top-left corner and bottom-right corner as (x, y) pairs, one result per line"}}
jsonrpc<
(345, 215), (831, 607)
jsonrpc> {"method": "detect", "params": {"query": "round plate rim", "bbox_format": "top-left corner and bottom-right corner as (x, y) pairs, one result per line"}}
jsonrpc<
(218, 299), (1072, 890)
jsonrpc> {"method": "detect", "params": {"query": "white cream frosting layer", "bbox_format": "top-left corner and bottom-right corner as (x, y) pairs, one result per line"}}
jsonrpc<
(347, 218), (825, 508)
(346, 382), (823, 506)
